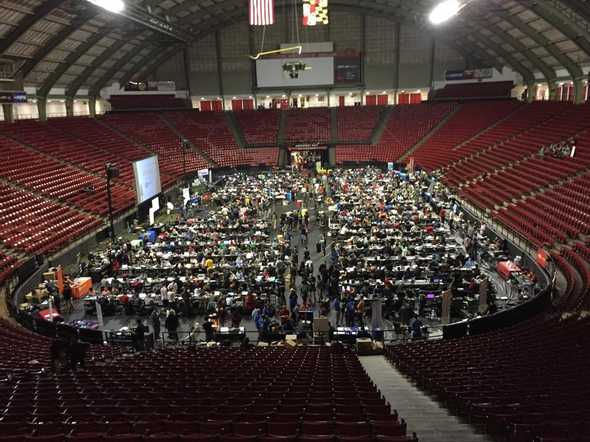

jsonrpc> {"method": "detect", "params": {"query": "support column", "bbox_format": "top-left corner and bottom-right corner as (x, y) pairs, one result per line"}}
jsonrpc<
(2, 104), (13, 123)
(361, 14), (367, 87)
(65, 97), (74, 117)
(526, 83), (537, 103)
(248, 25), (258, 101)
(428, 36), (436, 89)
(548, 83), (558, 101)
(393, 22), (401, 104)
(88, 96), (96, 118)
(573, 77), (585, 104)
(182, 46), (193, 102)
(214, 29), (225, 110)
(37, 96), (47, 121)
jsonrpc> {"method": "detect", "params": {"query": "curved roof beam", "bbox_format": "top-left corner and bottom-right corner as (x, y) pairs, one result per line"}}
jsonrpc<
(490, 4), (583, 81)
(66, 34), (147, 98)
(566, 0), (590, 24)
(19, 14), (96, 81)
(114, 43), (180, 90)
(515, 0), (590, 60)
(122, 44), (184, 86)
(182, 1), (488, 68)
(0, 0), (68, 55)
(463, 18), (556, 84)
(88, 43), (158, 98)
(173, 0), (412, 32)
(460, 26), (535, 84)
(448, 38), (504, 72)
(36, 26), (115, 98)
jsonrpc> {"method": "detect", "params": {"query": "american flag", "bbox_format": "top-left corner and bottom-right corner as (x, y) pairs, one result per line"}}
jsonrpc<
(249, 0), (275, 26)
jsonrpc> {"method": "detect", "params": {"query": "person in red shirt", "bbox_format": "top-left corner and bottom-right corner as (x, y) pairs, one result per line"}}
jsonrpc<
(244, 293), (256, 313)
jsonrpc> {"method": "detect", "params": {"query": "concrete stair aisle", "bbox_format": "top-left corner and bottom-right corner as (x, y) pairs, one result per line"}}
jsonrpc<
(0, 176), (103, 221)
(0, 240), (31, 264)
(441, 108), (590, 179)
(224, 112), (246, 148)
(94, 118), (157, 158)
(450, 102), (524, 152)
(157, 114), (220, 168)
(330, 108), (338, 144)
(0, 130), (131, 191)
(360, 356), (493, 442)
(277, 110), (287, 146)
(399, 104), (462, 163)
(370, 107), (394, 144)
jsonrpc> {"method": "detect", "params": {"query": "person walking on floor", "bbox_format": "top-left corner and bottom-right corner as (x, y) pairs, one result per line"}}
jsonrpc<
(165, 309), (179, 342)
(63, 282), (74, 314)
(150, 308), (161, 346)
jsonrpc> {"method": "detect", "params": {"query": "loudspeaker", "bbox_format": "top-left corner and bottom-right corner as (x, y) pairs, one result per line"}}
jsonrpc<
(105, 163), (120, 179)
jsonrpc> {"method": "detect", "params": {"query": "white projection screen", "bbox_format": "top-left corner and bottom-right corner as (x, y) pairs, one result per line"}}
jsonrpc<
(132, 155), (162, 205)
(256, 57), (334, 88)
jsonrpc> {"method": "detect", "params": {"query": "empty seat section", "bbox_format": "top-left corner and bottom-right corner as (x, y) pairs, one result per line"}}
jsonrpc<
(336, 103), (454, 164)
(336, 107), (382, 142)
(284, 108), (331, 144)
(2, 119), (138, 185)
(0, 252), (19, 284)
(165, 111), (278, 167)
(492, 173), (590, 247)
(0, 182), (101, 254)
(234, 110), (279, 144)
(0, 131), (133, 215)
(0, 346), (413, 440)
(412, 100), (521, 170)
(431, 81), (514, 100)
(446, 103), (589, 188)
(102, 112), (210, 175)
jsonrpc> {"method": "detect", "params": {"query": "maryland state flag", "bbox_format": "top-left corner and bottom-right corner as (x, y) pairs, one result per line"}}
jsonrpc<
(303, 0), (328, 26)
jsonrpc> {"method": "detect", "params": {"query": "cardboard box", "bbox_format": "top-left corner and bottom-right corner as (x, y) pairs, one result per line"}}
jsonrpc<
(43, 271), (56, 281)
(357, 337), (373, 354)
(313, 317), (330, 333)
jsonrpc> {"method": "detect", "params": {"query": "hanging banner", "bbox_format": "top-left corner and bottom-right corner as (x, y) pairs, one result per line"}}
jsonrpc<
(445, 68), (493, 81)
(303, 0), (329, 26)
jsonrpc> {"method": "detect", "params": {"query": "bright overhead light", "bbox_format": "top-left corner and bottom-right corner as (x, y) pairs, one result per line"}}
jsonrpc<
(87, 0), (125, 14)
(429, 0), (460, 25)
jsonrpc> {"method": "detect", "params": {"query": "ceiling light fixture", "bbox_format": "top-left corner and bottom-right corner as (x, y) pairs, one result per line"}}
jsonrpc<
(87, 0), (125, 14)
(429, 0), (461, 25)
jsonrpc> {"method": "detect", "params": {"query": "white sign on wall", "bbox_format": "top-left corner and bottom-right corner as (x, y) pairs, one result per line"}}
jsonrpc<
(256, 57), (334, 88)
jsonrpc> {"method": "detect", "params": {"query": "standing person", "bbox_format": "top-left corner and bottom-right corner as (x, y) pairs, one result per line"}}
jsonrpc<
(289, 288), (298, 313)
(134, 319), (146, 352)
(165, 309), (179, 342)
(52, 292), (61, 314)
(356, 297), (365, 328)
(202, 317), (214, 342)
(63, 281), (74, 314)
(150, 308), (161, 345)
(332, 296), (341, 326)
(231, 307), (242, 329)
(345, 296), (356, 327)
(50, 338), (67, 371)
(160, 284), (168, 308)
(69, 337), (88, 371)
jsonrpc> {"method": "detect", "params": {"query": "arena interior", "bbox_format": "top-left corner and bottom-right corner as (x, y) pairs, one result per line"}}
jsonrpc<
(1, 0), (590, 441)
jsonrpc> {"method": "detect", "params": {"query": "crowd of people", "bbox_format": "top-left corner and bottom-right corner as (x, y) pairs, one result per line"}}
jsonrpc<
(539, 137), (576, 159)
(45, 165), (542, 349)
